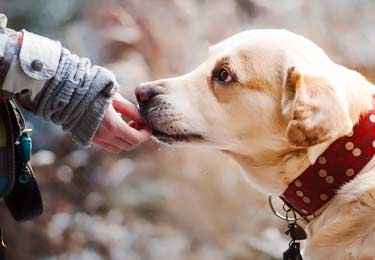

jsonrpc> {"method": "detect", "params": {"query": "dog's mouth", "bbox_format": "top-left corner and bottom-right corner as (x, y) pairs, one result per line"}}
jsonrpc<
(138, 102), (204, 144)
(152, 129), (203, 144)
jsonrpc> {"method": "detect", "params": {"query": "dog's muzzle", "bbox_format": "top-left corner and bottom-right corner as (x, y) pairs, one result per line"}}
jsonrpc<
(135, 83), (203, 144)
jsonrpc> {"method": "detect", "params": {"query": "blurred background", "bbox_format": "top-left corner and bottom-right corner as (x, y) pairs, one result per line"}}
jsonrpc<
(1, 0), (375, 259)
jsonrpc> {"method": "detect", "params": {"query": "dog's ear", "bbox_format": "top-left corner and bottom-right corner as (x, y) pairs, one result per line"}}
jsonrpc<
(282, 67), (353, 147)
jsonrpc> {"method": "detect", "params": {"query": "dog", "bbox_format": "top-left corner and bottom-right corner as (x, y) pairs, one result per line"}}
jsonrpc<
(135, 29), (375, 260)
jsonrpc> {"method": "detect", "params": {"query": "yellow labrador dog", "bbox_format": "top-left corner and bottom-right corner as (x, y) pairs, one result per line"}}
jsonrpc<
(135, 30), (375, 260)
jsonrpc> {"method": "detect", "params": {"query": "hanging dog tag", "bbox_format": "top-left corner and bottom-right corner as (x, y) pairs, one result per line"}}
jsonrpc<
(283, 223), (306, 260)
(283, 242), (303, 260)
(286, 223), (307, 241)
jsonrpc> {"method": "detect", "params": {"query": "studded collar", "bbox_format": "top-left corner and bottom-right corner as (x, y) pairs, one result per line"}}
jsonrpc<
(281, 106), (375, 217)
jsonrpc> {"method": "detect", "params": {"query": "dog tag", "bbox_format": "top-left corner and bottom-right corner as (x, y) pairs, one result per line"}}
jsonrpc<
(283, 242), (303, 260)
(286, 223), (307, 241)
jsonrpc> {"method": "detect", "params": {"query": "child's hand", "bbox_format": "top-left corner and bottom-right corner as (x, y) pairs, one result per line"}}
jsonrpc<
(93, 93), (152, 153)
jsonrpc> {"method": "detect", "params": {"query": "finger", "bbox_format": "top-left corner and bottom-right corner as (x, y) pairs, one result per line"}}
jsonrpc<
(112, 93), (145, 123)
(116, 124), (152, 145)
(93, 140), (122, 153)
(105, 135), (134, 151)
(96, 124), (135, 150)
(97, 106), (151, 146)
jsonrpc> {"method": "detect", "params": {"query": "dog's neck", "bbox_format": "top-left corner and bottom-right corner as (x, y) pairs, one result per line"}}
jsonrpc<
(227, 67), (375, 196)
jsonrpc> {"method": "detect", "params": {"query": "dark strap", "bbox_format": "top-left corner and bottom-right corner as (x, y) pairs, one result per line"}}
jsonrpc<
(4, 162), (43, 221)
(3, 99), (43, 221)
(0, 100), (15, 197)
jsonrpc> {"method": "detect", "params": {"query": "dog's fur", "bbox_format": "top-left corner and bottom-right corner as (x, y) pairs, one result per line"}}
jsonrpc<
(137, 30), (375, 259)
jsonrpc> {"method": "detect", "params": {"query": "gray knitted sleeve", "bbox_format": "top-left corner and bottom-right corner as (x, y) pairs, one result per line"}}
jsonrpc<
(34, 48), (118, 147)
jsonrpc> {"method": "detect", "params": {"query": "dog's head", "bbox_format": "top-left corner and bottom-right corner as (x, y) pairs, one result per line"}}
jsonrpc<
(136, 30), (366, 158)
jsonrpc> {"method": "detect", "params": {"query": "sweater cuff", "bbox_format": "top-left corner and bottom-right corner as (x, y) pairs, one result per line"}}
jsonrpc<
(70, 94), (110, 147)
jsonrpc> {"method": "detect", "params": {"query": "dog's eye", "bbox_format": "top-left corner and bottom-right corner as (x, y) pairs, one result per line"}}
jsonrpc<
(216, 68), (233, 83)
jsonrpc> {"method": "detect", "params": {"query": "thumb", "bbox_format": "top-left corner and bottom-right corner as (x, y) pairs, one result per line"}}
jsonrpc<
(112, 93), (145, 123)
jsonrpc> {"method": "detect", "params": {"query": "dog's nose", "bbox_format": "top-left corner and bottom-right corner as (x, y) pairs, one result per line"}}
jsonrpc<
(135, 84), (162, 103)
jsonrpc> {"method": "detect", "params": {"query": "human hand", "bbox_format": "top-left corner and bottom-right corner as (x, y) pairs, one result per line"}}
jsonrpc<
(93, 93), (152, 153)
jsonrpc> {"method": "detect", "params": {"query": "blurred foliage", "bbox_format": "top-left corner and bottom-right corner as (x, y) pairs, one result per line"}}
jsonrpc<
(0, 0), (374, 260)
(3, 0), (82, 37)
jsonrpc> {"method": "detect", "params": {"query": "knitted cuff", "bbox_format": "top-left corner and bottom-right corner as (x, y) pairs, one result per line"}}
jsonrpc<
(70, 94), (110, 147)
(34, 47), (119, 146)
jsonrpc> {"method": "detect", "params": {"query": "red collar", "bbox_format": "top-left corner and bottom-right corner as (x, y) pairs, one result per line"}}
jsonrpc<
(281, 105), (375, 217)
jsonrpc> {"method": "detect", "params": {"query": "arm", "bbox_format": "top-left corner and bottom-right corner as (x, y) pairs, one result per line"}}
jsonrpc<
(0, 15), (151, 151)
